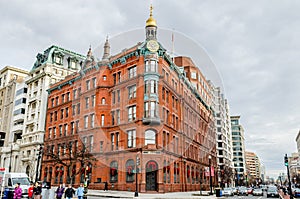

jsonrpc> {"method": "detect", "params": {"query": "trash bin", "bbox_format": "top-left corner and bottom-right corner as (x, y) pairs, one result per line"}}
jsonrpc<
(216, 188), (221, 197)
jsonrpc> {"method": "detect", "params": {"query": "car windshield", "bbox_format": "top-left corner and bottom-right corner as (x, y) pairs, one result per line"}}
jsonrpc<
(224, 188), (231, 191)
(254, 188), (262, 191)
(268, 188), (277, 192)
(12, 177), (30, 186)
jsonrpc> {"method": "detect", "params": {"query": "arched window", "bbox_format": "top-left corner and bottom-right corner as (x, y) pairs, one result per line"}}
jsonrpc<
(49, 167), (53, 184)
(60, 166), (64, 184)
(55, 166), (59, 184)
(146, 160), (158, 173)
(145, 129), (156, 145)
(126, 159), (135, 182)
(163, 160), (170, 183)
(110, 161), (118, 183)
(101, 97), (106, 104)
(163, 160), (167, 183)
(44, 167), (48, 182)
(26, 165), (30, 178)
(71, 165), (76, 184)
(191, 166), (195, 184)
(187, 165), (190, 183)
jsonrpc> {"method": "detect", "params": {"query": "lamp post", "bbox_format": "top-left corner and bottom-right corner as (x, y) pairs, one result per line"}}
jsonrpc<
(9, 143), (13, 172)
(134, 155), (140, 197)
(285, 154), (293, 199)
(209, 155), (213, 195)
(83, 165), (89, 199)
(35, 144), (43, 182)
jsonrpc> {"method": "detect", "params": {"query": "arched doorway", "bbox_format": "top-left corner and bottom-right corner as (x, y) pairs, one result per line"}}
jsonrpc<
(145, 160), (158, 191)
(26, 165), (30, 177)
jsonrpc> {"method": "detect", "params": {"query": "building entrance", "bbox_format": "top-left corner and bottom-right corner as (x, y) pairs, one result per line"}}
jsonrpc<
(145, 160), (158, 191)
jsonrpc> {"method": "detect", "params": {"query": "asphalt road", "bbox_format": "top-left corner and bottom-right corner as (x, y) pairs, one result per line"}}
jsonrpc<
(223, 194), (280, 199)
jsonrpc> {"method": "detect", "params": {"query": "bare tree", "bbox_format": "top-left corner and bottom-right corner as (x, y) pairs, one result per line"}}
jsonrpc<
(44, 138), (97, 185)
(221, 165), (234, 187)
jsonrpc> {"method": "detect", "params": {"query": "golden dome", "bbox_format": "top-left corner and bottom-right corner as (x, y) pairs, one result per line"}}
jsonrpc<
(146, 5), (157, 27)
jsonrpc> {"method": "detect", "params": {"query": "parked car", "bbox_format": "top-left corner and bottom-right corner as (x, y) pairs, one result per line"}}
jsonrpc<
(293, 188), (300, 198)
(267, 187), (279, 198)
(238, 187), (248, 196)
(253, 188), (264, 196)
(223, 187), (234, 196)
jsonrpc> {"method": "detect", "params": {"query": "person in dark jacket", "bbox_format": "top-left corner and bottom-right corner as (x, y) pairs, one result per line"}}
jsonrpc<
(65, 184), (75, 199)
(104, 182), (108, 191)
(33, 182), (42, 199)
(55, 184), (65, 199)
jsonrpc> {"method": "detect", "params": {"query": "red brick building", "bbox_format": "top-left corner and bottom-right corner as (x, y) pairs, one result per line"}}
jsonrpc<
(42, 7), (217, 193)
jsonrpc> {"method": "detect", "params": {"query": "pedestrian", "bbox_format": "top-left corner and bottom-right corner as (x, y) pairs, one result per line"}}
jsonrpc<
(55, 184), (65, 199)
(65, 184), (75, 199)
(13, 183), (22, 199)
(76, 183), (84, 199)
(28, 183), (34, 199)
(33, 182), (42, 199)
(104, 182), (108, 191)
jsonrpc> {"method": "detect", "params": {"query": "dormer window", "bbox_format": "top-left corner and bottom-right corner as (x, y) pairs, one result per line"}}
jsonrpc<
(68, 57), (78, 69)
(70, 61), (76, 68)
(53, 51), (64, 65)
(55, 56), (62, 64)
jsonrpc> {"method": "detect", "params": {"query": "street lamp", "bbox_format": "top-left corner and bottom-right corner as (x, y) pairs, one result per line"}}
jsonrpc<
(209, 155), (213, 195)
(134, 155), (140, 197)
(9, 143), (13, 172)
(285, 154), (293, 199)
(83, 165), (89, 199)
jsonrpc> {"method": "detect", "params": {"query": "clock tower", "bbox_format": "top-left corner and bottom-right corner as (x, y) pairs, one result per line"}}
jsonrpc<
(145, 5), (157, 41)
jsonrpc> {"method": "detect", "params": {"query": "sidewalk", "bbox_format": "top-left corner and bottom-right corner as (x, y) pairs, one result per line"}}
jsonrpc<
(87, 189), (221, 199)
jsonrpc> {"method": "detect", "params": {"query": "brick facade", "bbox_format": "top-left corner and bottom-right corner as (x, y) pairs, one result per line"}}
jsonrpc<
(41, 9), (217, 193)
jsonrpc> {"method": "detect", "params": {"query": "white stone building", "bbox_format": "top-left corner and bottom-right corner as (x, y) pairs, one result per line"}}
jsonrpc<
(3, 46), (85, 181)
(210, 83), (233, 186)
(0, 66), (29, 171)
(230, 115), (246, 186)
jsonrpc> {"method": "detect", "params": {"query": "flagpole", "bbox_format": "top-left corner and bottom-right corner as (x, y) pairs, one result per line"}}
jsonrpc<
(171, 31), (174, 63)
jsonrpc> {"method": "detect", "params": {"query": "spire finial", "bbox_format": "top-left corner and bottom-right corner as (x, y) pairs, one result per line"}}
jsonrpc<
(146, 4), (157, 27)
(150, 4), (153, 17)
(87, 45), (92, 57)
(102, 37), (110, 61)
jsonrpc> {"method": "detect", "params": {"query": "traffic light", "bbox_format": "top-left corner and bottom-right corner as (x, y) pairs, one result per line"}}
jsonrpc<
(284, 154), (289, 166)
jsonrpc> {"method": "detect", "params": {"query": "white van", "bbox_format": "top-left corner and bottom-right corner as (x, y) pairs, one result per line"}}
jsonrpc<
(4, 173), (30, 198)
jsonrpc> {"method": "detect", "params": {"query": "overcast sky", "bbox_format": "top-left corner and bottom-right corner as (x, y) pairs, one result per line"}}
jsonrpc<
(1, 0), (299, 178)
